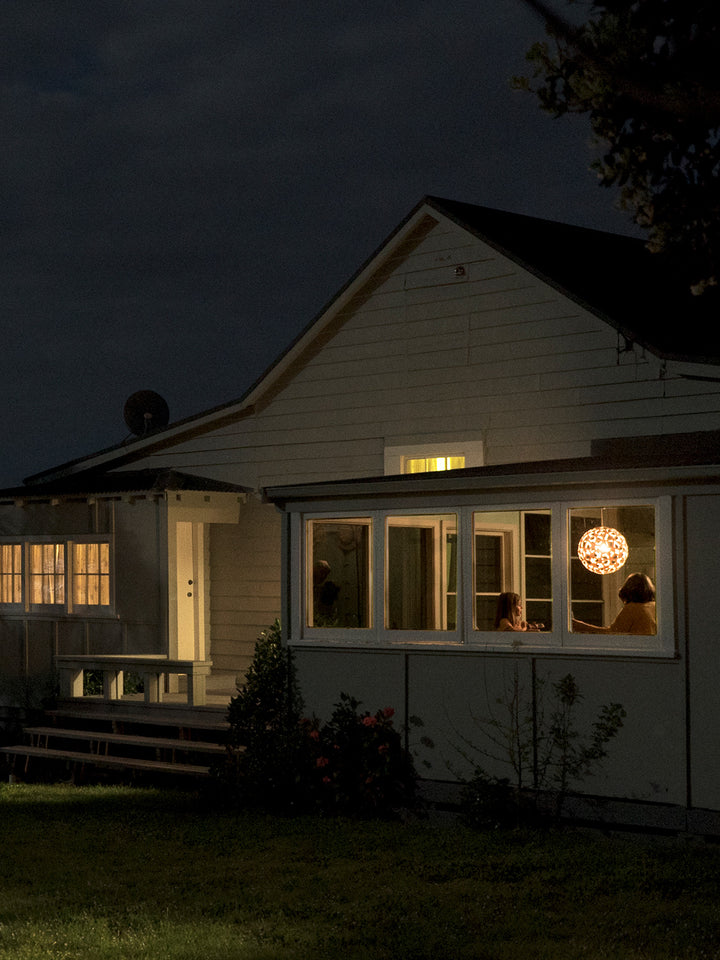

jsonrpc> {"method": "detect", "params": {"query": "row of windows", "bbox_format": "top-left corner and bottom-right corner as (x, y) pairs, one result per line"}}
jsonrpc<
(0, 540), (111, 612)
(302, 501), (663, 651)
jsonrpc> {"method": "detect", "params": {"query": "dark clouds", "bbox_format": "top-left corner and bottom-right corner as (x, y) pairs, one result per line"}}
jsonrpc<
(0, 0), (627, 486)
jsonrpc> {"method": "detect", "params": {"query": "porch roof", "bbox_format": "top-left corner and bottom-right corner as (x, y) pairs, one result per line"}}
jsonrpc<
(0, 468), (250, 504)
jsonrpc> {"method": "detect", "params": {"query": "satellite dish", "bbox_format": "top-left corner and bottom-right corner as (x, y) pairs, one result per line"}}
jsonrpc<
(123, 390), (170, 436)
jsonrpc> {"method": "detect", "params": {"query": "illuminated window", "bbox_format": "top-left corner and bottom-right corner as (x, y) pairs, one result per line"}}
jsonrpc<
(404, 456), (465, 474)
(0, 538), (112, 613)
(570, 505), (656, 635)
(30, 543), (65, 605)
(296, 499), (667, 654)
(384, 442), (483, 475)
(307, 520), (372, 628)
(386, 515), (457, 630)
(72, 542), (111, 607)
(0, 544), (22, 604)
(472, 511), (552, 631)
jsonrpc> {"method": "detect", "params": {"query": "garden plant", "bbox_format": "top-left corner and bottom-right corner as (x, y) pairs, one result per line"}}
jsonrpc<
(221, 621), (416, 816)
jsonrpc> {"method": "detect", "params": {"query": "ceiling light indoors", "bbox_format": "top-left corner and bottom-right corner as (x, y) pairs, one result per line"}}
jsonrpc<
(577, 526), (629, 575)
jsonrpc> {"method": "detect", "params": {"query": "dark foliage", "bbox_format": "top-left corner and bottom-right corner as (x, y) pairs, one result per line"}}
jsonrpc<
(516, 1), (720, 293)
(221, 622), (417, 817)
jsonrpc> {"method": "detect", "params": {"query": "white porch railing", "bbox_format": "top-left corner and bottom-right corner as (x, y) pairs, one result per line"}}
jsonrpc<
(55, 655), (213, 707)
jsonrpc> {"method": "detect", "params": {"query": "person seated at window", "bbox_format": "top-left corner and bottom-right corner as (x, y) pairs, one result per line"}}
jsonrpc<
(572, 572), (656, 635)
(494, 592), (542, 632)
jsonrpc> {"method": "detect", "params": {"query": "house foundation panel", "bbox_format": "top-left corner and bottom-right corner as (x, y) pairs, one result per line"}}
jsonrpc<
(408, 653), (686, 806)
(293, 647), (407, 726)
(686, 495), (720, 811)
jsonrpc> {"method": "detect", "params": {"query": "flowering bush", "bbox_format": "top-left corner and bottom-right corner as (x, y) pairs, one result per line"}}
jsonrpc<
(303, 694), (417, 818)
(221, 624), (416, 817)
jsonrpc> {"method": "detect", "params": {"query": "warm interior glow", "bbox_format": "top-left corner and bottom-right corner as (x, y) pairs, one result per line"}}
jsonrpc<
(577, 526), (629, 575)
(405, 456), (465, 473)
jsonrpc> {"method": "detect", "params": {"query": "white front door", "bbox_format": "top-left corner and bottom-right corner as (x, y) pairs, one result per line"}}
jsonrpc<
(173, 521), (206, 661)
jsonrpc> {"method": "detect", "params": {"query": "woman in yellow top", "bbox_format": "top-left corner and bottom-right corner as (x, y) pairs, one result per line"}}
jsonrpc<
(572, 572), (656, 635)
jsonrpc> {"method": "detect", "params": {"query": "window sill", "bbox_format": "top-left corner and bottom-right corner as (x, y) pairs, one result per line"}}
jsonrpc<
(293, 632), (677, 658)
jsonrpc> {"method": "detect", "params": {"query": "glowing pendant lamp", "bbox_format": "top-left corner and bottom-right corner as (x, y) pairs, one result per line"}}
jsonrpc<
(577, 526), (629, 575)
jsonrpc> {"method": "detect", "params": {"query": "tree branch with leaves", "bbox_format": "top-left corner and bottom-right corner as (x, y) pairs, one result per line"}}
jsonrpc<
(516, 0), (720, 294)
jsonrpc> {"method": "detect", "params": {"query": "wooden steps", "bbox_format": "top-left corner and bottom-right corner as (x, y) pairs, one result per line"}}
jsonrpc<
(3, 746), (212, 779)
(2, 704), (233, 785)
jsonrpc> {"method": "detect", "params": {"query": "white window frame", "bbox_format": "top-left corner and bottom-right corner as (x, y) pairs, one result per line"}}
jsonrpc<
(384, 441), (484, 476)
(292, 496), (673, 658)
(303, 516), (374, 643)
(384, 512), (460, 637)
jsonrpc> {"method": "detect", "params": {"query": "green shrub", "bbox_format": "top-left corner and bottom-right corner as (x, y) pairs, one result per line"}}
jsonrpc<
(223, 620), (309, 811)
(221, 622), (417, 817)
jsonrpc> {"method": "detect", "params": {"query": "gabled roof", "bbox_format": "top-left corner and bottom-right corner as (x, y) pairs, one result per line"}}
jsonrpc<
(0, 469), (249, 504)
(427, 197), (720, 365)
(25, 195), (720, 485)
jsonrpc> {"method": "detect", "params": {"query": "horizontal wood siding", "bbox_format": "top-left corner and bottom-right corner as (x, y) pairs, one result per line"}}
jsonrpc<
(122, 217), (720, 488)
(208, 498), (281, 694)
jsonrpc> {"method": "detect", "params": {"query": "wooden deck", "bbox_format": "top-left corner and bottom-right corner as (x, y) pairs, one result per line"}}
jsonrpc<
(1, 699), (234, 785)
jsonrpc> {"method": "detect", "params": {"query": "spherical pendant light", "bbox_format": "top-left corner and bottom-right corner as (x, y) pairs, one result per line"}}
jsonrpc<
(577, 526), (629, 575)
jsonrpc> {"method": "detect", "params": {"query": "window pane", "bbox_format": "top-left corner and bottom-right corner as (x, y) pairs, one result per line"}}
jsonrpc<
(570, 506), (656, 635)
(525, 511), (551, 556)
(0, 544), (22, 603)
(404, 456), (465, 473)
(475, 535), (503, 593)
(308, 521), (371, 628)
(73, 542), (111, 607)
(30, 543), (64, 604)
(386, 515), (456, 630)
(473, 510), (552, 631)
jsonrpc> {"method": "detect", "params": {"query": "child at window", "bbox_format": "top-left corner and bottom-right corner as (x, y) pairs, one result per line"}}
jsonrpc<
(494, 592), (542, 632)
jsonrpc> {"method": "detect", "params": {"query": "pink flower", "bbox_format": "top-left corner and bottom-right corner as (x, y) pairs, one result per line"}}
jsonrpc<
(316, 756), (329, 768)
(362, 715), (378, 727)
(382, 707), (395, 719)
(309, 729), (320, 741)
(322, 776), (332, 784)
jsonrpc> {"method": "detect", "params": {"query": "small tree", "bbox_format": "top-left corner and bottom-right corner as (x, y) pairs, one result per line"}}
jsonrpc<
(223, 620), (309, 811)
(458, 665), (625, 827)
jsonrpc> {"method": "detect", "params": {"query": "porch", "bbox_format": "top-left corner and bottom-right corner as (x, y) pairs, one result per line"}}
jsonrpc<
(55, 654), (218, 708)
(1, 653), (236, 785)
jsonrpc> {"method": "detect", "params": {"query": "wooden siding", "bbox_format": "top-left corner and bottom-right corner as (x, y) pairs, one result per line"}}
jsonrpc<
(208, 498), (281, 695)
(116, 215), (720, 490)
(0, 499), (166, 692)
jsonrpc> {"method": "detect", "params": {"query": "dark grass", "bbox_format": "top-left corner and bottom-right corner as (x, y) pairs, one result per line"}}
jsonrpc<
(1, 783), (720, 959)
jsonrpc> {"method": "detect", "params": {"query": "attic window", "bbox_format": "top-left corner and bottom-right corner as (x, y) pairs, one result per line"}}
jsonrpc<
(404, 456), (465, 473)
(384, 441), (483, 476)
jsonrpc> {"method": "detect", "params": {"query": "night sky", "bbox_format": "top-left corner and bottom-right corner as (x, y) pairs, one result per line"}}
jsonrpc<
(1, 0), (635, 487)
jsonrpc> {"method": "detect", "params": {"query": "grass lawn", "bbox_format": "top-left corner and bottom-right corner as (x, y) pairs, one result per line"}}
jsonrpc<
(0, 784), (719, 959)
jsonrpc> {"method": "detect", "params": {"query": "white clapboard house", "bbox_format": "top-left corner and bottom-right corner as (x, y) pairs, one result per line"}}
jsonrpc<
(3, 196), (720, 829)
